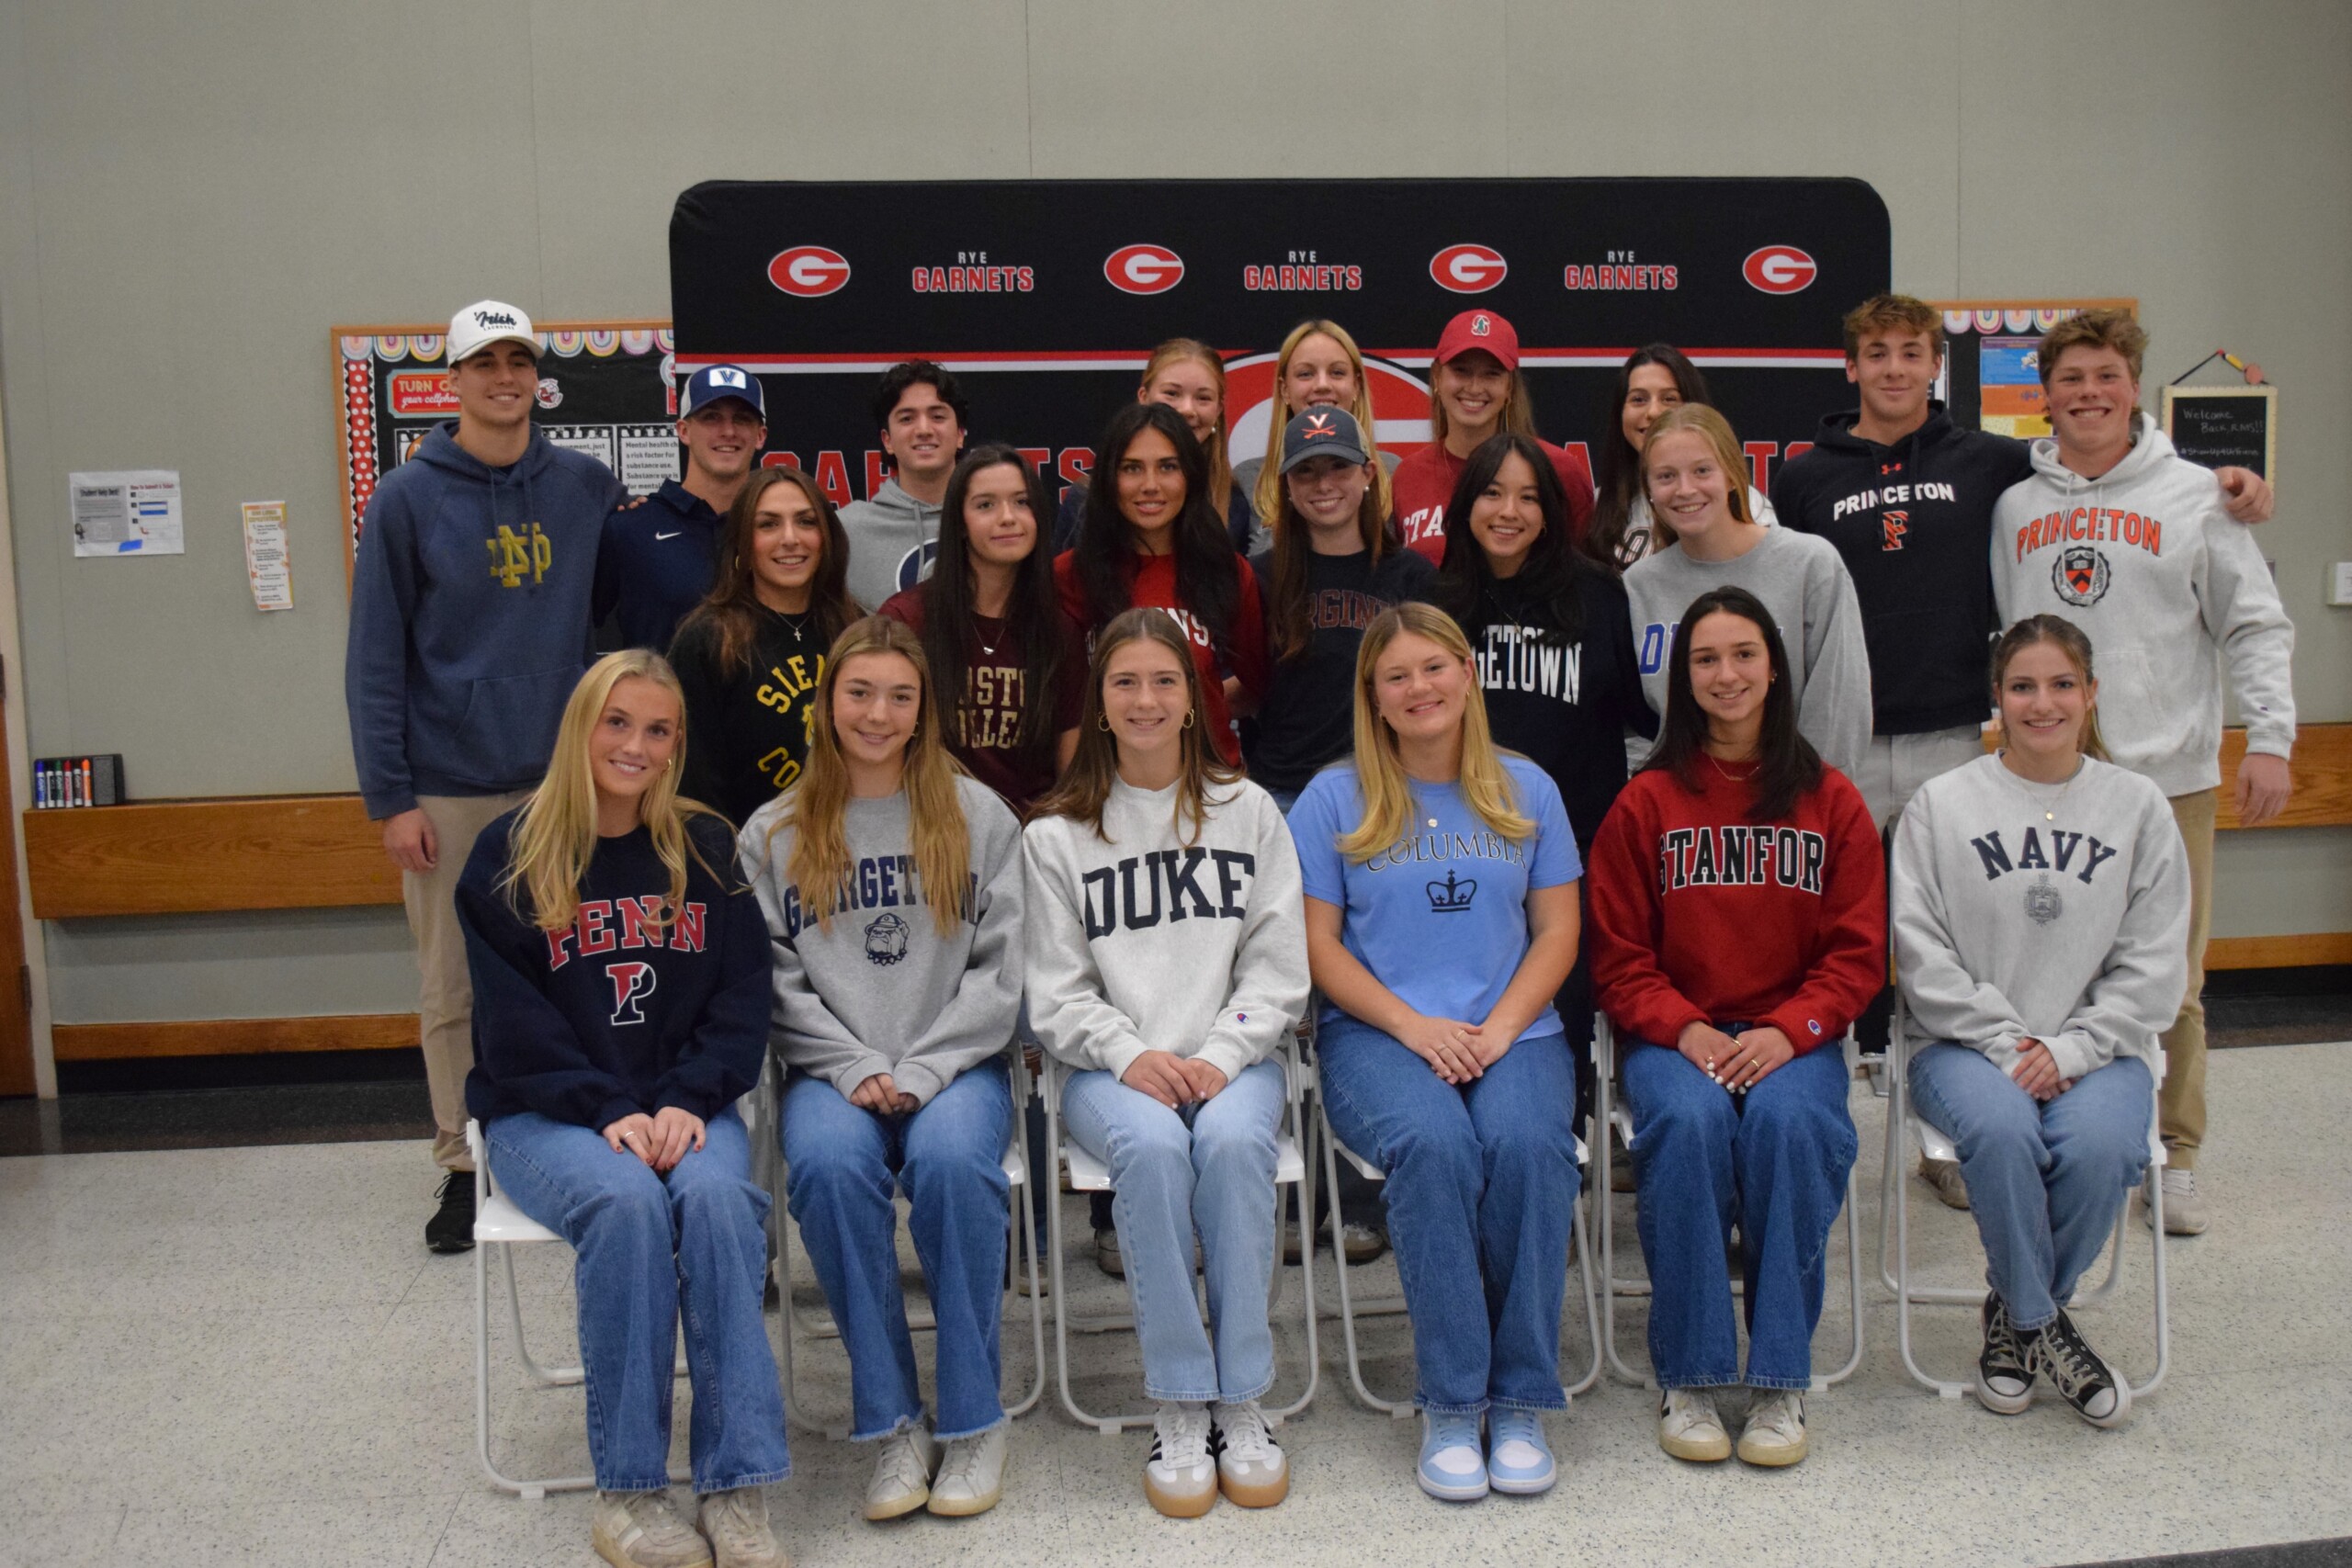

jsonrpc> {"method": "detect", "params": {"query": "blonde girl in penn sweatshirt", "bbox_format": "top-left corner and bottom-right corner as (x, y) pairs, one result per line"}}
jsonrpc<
(1894, 615), (2188, 1430)
(1023, 607), (1310, 1519)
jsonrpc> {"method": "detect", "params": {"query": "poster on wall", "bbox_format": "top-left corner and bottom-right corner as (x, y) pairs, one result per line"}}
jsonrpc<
(1930, 299), (2138, 437)
(334, 321), (679, 582)
(669, 177), (1891, 592)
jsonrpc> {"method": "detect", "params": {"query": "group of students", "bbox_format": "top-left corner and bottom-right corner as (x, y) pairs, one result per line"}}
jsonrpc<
(345, 292), (2296, 1568)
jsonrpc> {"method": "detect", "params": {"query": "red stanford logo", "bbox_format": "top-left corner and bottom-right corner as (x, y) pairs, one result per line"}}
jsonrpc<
(1742, 245), (1817, 295)
(1430, 243), (1508, 294)
(1104, 243), (1185, 295)
(767, 246), (852, 298)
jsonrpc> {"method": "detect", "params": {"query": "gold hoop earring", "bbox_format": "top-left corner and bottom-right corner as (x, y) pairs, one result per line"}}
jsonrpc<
(1098, 713), (1111, 731)
(1182, 710), (1195, 729)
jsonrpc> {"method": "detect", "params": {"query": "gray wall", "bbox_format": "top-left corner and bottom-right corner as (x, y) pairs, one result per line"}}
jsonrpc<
(2, 0), (2346, 1033)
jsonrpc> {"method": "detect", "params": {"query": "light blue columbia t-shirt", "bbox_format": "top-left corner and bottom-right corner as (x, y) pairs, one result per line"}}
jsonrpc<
(1290, 755), (1581, 1043)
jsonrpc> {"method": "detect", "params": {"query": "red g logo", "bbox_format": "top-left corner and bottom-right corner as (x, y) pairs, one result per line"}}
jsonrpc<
(1430, 244), (1508, 294)
(606, 961), (658, 1025)
(1104, 244), (1185, 295)
(767, 246), (853, 297)
(1742, 245), (1817, 295)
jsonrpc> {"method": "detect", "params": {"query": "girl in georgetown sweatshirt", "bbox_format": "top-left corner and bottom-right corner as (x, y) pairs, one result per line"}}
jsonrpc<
(1894, 615), (2188, 1430)
(460, 650), (786, 1568)
(1588, 587), (1884, 1472)
(741, 616), (1026, 1523)
(1023, 608), (1311, 1519)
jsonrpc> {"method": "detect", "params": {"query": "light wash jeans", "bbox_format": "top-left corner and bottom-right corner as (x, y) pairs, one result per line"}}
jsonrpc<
(1316, 1019), (1581, 1414)
(780, 1060), (1012, 1441)
(1907, 1043), (2153, 1331)
(1621, 1038), (1857, 1392)
(1059, 1057), (1286, 1404)
(486, 1106), (791, 1492)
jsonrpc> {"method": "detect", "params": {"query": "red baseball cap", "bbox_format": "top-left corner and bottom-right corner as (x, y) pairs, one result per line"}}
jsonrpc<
(1433, 309), (1521, 371)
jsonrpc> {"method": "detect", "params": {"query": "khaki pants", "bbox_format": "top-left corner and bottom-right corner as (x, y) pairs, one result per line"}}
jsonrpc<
(1855, 724), (1986, 832)
(406, 791), (531, 1172)
(2158, 788), (2218, 1169)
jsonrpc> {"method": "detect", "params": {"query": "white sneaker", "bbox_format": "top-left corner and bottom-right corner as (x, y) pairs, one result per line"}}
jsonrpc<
(862, 1426), (939, 1521)
(926, 1427), (1007, 1517)
(593, 1489), (713, 1568)
(1657, 1389), (1731, 1462)
(1211, 1399), (1288, 1508)
(1144, 1402), (1217, 1517)
(2143, 1167), (2209, 1235)
(695, 1487), (783, 1568)
(1736, 1391), (1808, 1467)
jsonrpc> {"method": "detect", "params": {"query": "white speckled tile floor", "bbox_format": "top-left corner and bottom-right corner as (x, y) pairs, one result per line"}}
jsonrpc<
(4, 1042), (2347, 1568)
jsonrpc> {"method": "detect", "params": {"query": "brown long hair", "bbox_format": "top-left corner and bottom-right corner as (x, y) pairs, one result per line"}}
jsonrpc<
(1991, 615), (2109, 762)
(681, 466), (860, 676)
(1266, 449), (1396, 664)
(1642, 586), (1821, 823)
(1031, 607), (1240, 846)
(1140, 339), (1236, 524)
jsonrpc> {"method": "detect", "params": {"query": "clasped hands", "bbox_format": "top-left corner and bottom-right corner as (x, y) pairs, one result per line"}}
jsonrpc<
(600, 1106), (707, 1170)
(1676, 1021), (1797, 1093)
(1119, 1050), (1229, 1110)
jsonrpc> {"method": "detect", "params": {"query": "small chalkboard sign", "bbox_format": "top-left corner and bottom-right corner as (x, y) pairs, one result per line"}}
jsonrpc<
(2162, 385), (2277, 478)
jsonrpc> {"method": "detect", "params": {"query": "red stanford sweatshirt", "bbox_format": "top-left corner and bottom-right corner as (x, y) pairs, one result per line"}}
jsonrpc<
(1588, 761), (1885, 1054)
(1391, 438), (1596, 565)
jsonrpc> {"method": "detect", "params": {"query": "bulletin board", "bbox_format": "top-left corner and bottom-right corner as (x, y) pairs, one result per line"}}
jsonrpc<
(1931, 299), (2137, 438)
(334, 320), (680, 584)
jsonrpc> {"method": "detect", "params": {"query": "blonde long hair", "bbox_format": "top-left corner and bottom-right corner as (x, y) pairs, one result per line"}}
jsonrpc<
(502, 650), (719, 933)
(1640, 404), (1756, 542)
(1252, 319), (1392, 524)
(1031, 607), (1240, 847)
(1141, 339), (1236, 525)
(1337, 604), (1532, 862)
(763, 616), (972, 936)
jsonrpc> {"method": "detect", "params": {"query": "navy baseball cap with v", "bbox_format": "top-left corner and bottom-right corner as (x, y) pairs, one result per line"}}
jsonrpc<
(1279, 406), (1371, 472)
(682, 365), (765, 419)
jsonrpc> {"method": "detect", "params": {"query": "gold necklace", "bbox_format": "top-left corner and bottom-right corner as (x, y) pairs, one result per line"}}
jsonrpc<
(1706, 752), (1759, 783)
(2006, 753), (2086, 821)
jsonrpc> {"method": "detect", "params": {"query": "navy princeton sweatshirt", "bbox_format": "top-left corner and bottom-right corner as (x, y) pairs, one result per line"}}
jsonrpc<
(344, 423), (625, 818)
(460, 810), (769, 1131)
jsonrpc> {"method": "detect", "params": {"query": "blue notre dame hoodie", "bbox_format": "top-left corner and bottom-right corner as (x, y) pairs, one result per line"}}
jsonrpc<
(345, 423), (624, 818)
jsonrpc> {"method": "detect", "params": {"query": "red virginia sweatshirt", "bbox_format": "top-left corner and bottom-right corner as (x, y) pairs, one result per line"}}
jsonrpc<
(1588, 761), (1885, 1054)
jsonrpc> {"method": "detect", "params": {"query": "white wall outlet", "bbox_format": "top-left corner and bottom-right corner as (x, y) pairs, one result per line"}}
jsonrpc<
(2331, 562), (2352, 606)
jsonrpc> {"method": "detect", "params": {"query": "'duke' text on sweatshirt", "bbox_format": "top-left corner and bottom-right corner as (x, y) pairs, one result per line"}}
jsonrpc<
(740, 776), (1024, 1109)
(1893, 751), (2188, 1085)
(1587, 762), (1886, 1054)
(459, 811), (769, 1132)
(1991, 415), (2296, 797)
(1023, 777), (1310, 1087)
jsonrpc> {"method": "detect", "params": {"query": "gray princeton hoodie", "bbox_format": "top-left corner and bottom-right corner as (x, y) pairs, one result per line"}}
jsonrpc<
(839, 477), (941, 614)
(739, 775), (1023, 1107)
(1991, 415), (2295, 796)
(1894, 752), (2188, 1084)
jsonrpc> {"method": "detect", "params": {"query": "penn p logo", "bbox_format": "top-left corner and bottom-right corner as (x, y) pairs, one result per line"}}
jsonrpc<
(607, 961), (657, 1025)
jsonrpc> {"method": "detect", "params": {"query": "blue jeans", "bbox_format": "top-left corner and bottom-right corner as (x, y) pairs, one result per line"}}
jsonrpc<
(486, 1106), (790, 1492)
(1317, 1019), (1581, 1415)
(1621, 1038), (1856, 1391)
(780, 1059), (1012, 1441)
(1060, 1058), (1286, 1404)
(1908, 1043), (2153, 1331)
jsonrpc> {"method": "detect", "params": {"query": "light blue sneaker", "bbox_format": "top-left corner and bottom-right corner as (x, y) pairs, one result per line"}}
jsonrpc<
(1485, 1408), (1555, 1495)
(1417, 1411), (1487, 1502)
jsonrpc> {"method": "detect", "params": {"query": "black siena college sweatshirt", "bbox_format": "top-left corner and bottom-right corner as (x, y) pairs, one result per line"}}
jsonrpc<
(459, 810), (769, 1131)
(1771, 403), (2032, 736)
(667, 605), (827, 828)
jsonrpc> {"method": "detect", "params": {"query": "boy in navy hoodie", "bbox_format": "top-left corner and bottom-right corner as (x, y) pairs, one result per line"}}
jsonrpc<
(345, 299), (626, 1252)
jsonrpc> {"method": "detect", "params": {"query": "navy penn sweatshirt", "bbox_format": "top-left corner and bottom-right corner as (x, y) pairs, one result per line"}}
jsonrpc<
(460, 809), (768, 1131)
(1771, 404), (2030, 736)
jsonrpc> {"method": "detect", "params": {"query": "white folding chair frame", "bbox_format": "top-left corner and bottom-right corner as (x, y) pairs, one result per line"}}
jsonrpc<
(1879, 995), (2169, 1401)
(1040, 1039), (1319, 1433)
(1590, 1017), (1867, 1392)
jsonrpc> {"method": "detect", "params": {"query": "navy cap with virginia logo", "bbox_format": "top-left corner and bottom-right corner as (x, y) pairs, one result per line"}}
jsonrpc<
(681, 364), (766, 420)
(1279, 406), (1371, 473)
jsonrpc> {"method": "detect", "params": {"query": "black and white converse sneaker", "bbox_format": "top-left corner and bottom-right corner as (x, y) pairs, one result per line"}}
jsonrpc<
(1974, 1293), (2034, 1415)
(2028, 1307), (2131, 1428)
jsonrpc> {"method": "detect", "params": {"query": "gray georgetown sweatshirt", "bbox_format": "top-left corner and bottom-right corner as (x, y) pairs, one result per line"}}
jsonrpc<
(839, 477), (942, 614)
(1022, 776), (1310, 1087)
(1893, 752), (2189, 1085)
(740, 774), (1023, 1106)
(1623, 524), (1874, 778)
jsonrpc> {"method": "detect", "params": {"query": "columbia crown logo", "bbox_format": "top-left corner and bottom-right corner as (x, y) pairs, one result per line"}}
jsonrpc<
(1426, 870), (1477, 912)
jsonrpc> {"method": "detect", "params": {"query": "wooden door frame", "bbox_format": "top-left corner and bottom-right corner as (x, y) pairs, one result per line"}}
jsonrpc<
(0, 369), (53, 1096)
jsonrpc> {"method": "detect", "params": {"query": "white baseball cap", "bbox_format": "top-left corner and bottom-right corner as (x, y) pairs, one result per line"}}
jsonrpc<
(446, 300), (538, 367)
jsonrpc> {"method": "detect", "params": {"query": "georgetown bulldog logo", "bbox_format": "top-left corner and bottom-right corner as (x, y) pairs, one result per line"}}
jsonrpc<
(2052, 545), (2110, 607)
(2024, 875), (2064, 926)
(863, 911), (910, 966)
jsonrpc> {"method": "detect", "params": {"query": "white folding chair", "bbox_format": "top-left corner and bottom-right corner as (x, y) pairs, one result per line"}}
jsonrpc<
(1040, 1039), (1319, 1433)
(1590, 1017), (1867, 1391)
(767, 1046), (1047, 1440)
(1310, 1041), (1604, 1417)
(1879, 995), (2169, 1400)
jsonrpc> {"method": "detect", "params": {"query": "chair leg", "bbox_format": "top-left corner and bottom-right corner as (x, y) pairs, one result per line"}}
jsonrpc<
(1889, 1055), (1976, 1399)
(1594, 1064), (1652, 1389)
(475, 1239), (600, 1499)
(1566, 1181), (1606, 1399)
(1007, 1176), (1048, 1418)
(1815, 1169), (1868, 1390)
(1321, 1112), (1412, 1417)
(2135, 1174), (2170, 1399)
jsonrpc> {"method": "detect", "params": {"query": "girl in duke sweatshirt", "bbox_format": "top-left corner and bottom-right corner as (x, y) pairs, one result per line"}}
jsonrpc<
(1894, 615), (2188, 1429)
(1588, 586), (1884, 1471)
(740, 615), (1025, 1522)
(1023, 607), (1310, 1519)
(459, 649), (787, 1568)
